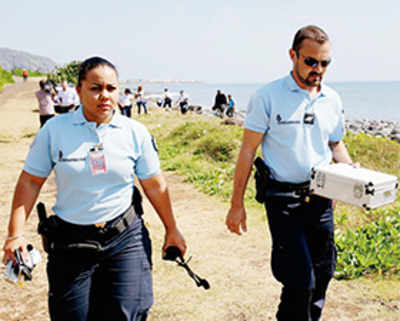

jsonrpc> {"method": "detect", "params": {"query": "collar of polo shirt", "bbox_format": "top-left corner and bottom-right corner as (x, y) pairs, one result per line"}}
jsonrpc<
(286, 73), (328, 97)
(72, 107), (124, 128)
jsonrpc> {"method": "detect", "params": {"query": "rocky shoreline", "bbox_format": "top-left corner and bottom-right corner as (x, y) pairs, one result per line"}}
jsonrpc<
(345, 119), (400, 143)
(219, 112), (400, 144)
(148, 95), (400, 143)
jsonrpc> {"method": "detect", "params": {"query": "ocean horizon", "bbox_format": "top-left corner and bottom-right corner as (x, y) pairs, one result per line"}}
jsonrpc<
(123, 80), (400, 123)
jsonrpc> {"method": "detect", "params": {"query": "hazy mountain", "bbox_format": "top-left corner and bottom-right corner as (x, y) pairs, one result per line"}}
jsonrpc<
(0, 48), (56, 73)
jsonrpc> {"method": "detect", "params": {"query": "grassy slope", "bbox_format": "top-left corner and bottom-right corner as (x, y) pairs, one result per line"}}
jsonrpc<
(139, 108), (400, 279)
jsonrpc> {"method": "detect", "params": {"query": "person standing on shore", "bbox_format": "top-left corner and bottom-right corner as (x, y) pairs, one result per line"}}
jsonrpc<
(226, 94), (236, 118)
(2, 56), (186, 321)
(22, 69), (28, 82)
(118, 88), (133, 117)
(135, 85), (148, 114)
(225, 25), (354, 321)
(56, 80), (79, 113)
(175, 90), (189, 114)
(35, 80), (56, 127)
(163, 88), (172, 109)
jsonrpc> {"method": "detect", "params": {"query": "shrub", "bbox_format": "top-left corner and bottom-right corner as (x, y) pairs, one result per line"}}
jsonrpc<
(195, 136), (237, 162)
(335, 206), (400, 280)
(47, 60), (81, 84)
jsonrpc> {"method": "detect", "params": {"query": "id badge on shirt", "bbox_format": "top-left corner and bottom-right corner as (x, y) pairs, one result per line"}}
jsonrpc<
(304, 112), (315, 125)
(89, 144), (107, 175)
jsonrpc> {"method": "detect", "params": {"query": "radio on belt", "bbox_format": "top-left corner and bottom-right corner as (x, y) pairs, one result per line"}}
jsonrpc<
(310, 163), (398, 210)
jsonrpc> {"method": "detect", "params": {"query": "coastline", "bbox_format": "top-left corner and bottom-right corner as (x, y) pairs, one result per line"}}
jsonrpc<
(149, 94), (400, 143)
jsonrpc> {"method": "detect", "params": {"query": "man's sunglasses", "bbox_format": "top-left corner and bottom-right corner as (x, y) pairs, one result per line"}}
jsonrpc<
(298, 53), (331, 68)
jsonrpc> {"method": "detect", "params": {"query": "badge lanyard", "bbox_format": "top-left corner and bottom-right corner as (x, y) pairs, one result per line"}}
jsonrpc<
(89, 143), (107, 175)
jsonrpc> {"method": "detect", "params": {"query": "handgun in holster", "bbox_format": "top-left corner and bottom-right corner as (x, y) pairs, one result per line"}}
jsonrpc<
(37, 202), (59, 253)
(132, 186), (144, 216)
(254, 157), (271, 203)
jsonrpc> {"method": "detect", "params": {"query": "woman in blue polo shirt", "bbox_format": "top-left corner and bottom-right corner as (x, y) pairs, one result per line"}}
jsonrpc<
(2, 56), (186, 321)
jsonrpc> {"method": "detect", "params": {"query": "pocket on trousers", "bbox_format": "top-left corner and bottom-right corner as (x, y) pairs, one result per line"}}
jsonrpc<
(140, 224), (154, 312)
(271, 243), (291, 283)
(315, 239), (337, 277)
(139, 256), (153, 312)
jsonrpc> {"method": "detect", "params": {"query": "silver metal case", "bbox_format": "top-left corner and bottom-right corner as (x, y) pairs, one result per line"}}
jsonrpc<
(310, 163), (398, 210)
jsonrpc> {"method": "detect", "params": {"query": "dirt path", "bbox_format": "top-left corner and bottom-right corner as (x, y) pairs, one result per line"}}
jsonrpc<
(0, 81), (399, 321)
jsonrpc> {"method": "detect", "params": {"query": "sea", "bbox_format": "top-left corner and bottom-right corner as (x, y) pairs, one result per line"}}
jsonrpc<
(123, 81), (400, 122)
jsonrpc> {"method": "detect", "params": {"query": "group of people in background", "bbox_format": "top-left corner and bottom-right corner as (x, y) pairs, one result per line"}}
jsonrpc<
(157, 88), (189, 114)
(36, 78), (237, 129)
(35, 79), (80, 128)
(36, 81), (153, 128)
(117, 86), (148, 117)
(212, 89), (235, 118)
(158, 87), (236, 117)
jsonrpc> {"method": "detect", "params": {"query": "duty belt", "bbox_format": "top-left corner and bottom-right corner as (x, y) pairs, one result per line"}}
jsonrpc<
(49, 206), (136, 252)
(266, 180), (311, 200)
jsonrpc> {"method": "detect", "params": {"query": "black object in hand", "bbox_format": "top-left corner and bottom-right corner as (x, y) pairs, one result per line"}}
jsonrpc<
(163, 245), (183, 261)
(163, 246), (210, 290)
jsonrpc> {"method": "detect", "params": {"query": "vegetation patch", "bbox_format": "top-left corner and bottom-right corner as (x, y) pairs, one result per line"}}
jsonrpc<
(13, 68), (44, 77)
(0, 67), (15, 91)
(47, 61), (81, 84)
(335, 206), (400, 280)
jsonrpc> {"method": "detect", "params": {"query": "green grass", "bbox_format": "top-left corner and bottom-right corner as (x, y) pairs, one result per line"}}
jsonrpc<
(0, 67), (15, 91)
(140, 109), (400, 280)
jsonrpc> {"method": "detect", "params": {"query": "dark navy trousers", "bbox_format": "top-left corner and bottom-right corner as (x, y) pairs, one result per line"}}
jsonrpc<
(264, 194), (336, 321)
(46, 214), (153, 321)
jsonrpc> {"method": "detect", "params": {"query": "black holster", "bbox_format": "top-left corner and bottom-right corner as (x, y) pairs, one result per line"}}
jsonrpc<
(132, 186), (144, 216)
(254, 157), (271, 203)
(37, 203), (59, 253)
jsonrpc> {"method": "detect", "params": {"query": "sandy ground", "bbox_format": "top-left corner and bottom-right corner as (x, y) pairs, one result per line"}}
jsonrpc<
(0, 80), (399, 321)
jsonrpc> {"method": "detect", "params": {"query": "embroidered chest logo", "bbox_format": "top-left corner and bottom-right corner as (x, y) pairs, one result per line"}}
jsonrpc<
(276, 114), (301, 125)
(58, 150), (86, 162)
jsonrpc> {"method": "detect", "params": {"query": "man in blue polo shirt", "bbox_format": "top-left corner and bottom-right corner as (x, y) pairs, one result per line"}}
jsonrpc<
(225, 25), (354, 321)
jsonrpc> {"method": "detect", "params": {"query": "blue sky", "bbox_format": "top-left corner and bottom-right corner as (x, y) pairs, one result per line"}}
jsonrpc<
(1, 0), (399, 83)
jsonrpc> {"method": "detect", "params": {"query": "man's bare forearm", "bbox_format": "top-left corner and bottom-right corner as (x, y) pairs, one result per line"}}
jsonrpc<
(329, 141), (353, 164)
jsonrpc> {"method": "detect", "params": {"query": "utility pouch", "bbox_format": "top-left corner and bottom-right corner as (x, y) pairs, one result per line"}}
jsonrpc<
(132, 186), (144, 216)
(254, 157), (271, 203)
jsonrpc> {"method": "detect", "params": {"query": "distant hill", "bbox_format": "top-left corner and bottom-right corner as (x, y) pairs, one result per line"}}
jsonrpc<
(0, 48), (56, 73)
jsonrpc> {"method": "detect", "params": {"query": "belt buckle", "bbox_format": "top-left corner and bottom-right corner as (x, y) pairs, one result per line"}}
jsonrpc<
(94, 222), (107, 229)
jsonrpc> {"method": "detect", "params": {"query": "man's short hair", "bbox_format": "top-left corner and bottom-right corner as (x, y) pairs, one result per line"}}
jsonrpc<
(39, 80), (46, 89)
(292, 25), (329, 52)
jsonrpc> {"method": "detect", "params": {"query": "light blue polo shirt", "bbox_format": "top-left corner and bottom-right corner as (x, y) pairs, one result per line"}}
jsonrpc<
(24, 107), (161, 224)
(244, 73), (345, 183)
